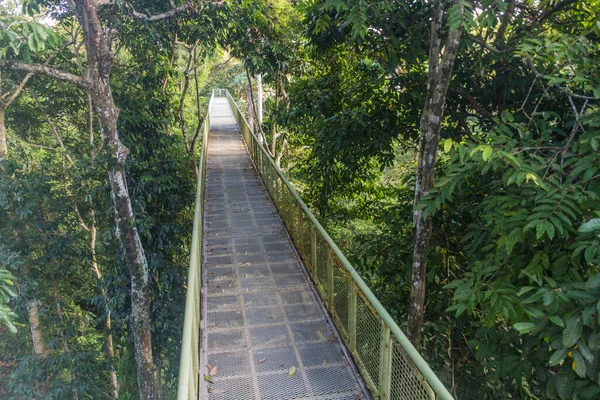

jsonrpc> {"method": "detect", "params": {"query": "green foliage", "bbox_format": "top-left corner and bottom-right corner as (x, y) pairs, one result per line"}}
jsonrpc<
(0, 248), (17, 333)
(0, 14), (61, 61)
(279, 0), (600, 398)
(285, 45), (406, 216)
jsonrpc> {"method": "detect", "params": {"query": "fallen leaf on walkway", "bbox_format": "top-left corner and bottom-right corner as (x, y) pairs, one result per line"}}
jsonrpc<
(259, 358), (266, 363)
(204, 375), (214, 384)
(288, 366), (296, 377)
(210, 366), (218, 377)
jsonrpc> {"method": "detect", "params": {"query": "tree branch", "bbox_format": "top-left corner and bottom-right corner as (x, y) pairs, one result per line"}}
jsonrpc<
(538, 0), (578, 24)
(467, 35), (514, 55)
(127, 3), (189, 22)
(2, 40), (76, 106)
(450, 87), (493, 119)
(14, 138), (58, 150)
(0, 60), (88, 89)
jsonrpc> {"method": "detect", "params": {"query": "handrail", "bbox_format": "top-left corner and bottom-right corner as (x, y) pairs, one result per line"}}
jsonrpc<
(224, 89), (454, 400)
(177, 90), (215, 400)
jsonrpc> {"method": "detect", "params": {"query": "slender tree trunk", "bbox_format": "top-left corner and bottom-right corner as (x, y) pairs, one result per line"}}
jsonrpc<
(55, 292), (79, 400)
(89, 221), (119, 399)
(28, 301), (48, 394)
(75, 1), (156, 397)
(178, 41), (200, 180)
(257, 74), (263, 125)
(0, 108), (7, 159)
(29, 302), (46, 357)
(156, 357), (163, 400)
(247, 74), (255, 134)
(408, 0), (463, 346)
(246, 70), (270, 151)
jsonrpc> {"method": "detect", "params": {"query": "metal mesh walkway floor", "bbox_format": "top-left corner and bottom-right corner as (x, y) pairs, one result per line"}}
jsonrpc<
(199, 98), (369, 400)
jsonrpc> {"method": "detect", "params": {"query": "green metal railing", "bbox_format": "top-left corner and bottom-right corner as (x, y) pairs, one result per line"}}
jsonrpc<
(177, 90), (215, 400)
(224, 90), (454, 400)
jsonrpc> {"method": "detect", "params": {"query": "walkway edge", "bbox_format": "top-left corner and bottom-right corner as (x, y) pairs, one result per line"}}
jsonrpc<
(225, 90), (454, 400)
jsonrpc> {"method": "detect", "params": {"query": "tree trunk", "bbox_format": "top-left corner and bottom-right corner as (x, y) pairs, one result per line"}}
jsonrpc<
(0, 108), (7, 159)
(75, 1), (156, 398)
(247, 74), (255, 134)
(178, 42), (200, 180)
(55, 292), (79, 400)
(29, 302), (46, 357)
(257, 74), (263, 125)
(28, 301), (48, 394)
(408, 0), (463, 347)
(93, 73), (155, 400)
(89, 221), (120, 399)
(156, 357), (163, 400)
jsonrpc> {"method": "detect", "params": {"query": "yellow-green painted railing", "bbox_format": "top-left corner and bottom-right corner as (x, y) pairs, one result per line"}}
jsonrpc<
(224, 90), (454, 400)
(176, 90), (216, 400)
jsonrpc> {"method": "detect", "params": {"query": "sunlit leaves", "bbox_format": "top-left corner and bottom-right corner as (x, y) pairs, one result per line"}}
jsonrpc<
(0, 17), (62, 61)
(0, 266), (17, 333)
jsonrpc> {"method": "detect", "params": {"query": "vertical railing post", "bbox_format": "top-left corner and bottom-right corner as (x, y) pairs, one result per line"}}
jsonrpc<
(288, 190), (294, 234)
(266, 162), (272, 196)
(378, 323), (392, 400)
(275, 176), (280, 209)
(348, 282), (357, 353)
(298, 205), (304, 254)
(282, 189), (288, 227)
(311, 227), (317, 277)
(327, 250), (334, 308)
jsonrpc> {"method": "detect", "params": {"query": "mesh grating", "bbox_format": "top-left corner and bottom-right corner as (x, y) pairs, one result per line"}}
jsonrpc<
(243, 292), (279, 308)
(306, 367), (359, 396)
(246, 306), (284, 325)
(391, 339), (435, 400)
(281, 289), (317, 305)
(284, 303), (322, 322)
(302, 214), (312, 266)
(291, 320), (334, 343)
(289, 203), (298, 245)
(206, 295), (240, 312)
(270, 263), (300, 276)
(315, 235), (329, 299)
(250, 324), (289, 348)
(238, 265), (270, 278)
(299, 342), (345, 366)
(207, 376), (254, 400)
(207, 310), (244, 329)
(356, 294), (381, 393)
(254, 346), (299, 373)
(258, 372), (308, 400)
(207, 350), (251, 378)
(332, 260), (350, 340)
(274, 273), (306, 288)
(207, 329), (246, 353)
(240, 277), (277, 292)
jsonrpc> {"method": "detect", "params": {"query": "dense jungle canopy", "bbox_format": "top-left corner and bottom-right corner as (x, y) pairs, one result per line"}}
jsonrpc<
(0, 0), (599, 399)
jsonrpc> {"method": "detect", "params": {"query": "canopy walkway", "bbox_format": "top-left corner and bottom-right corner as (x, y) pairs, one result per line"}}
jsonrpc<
(177, 90), (453, 400)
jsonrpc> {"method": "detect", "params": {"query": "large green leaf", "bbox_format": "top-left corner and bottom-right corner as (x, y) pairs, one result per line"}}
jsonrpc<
(579, 218), (600, 233)
(513, 322), (536, 334)
(562, 315), (583, 348)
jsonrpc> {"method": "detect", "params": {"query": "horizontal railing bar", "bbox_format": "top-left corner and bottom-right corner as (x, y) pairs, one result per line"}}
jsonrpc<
(177, 90), (215, 400)
(225, 90), (453, 400)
